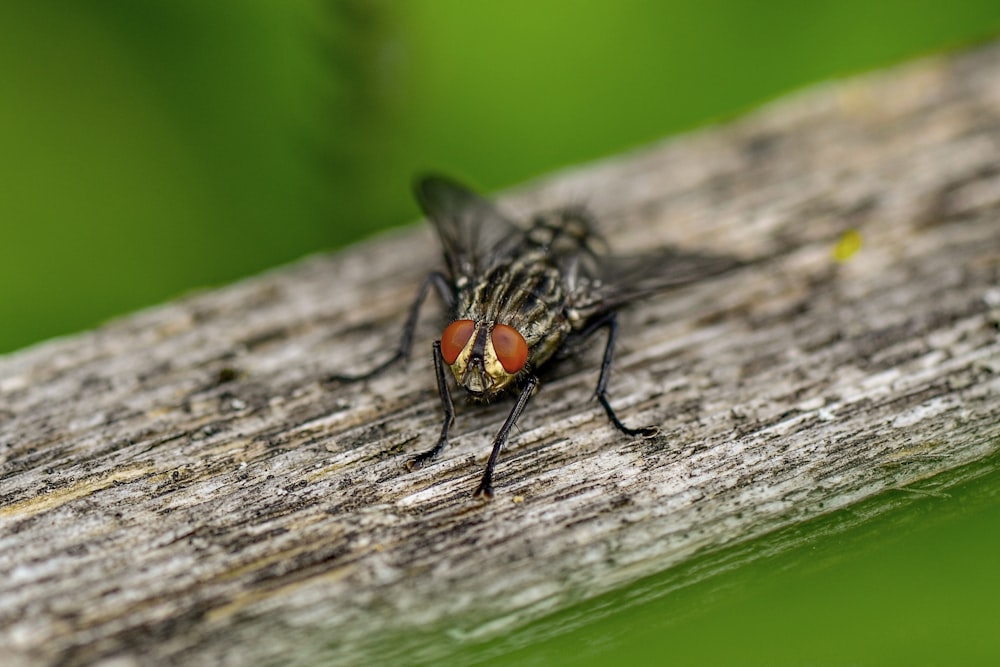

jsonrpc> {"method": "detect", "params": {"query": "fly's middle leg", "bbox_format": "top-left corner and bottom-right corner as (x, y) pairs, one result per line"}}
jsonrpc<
(585, 311), (659, 438)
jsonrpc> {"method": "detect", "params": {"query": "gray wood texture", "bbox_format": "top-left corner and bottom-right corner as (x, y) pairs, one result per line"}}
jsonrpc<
(3, 41), (999, 667)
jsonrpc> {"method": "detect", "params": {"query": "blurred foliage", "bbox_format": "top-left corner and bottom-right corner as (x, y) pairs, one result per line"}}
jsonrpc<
(472, 453), (1000, 666)
(3, 1), (1000, 353)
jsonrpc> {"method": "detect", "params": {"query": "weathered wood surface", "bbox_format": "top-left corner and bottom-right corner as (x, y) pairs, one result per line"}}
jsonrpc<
(3, 41), (1000, 667)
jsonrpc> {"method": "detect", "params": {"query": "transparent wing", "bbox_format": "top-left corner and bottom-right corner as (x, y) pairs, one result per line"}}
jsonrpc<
(414, 175), (522, 281)
(568, 248), (745, 320)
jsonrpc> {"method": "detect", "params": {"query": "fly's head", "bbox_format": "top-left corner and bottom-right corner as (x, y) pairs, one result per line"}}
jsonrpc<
(439, 319), (529, 398)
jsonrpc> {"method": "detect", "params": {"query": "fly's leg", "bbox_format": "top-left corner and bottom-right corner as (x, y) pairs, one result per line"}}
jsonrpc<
(327, 271), (453, 382)
(474, 376), (539, 499)
(585, 312), (659, 437)
(409, 341), (455, 469)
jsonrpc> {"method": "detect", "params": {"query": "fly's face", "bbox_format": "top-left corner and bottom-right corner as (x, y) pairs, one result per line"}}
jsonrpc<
(439, 319), (529, 397)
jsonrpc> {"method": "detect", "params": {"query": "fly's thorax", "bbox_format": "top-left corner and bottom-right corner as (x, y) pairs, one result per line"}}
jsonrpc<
(440, 223), (580, 395)
(520, 315), (570, 368)
(440, 319), (530, 397)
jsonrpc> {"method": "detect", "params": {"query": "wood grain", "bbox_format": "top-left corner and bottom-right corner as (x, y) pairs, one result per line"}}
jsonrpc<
(2, 41), (1000, 667)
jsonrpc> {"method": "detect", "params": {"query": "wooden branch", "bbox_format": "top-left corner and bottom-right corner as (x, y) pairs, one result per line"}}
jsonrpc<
(3, 41), (1000, 666)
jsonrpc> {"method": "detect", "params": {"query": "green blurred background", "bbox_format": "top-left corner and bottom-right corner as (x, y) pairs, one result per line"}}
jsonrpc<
(5, 1), (1000, 355)
(3, 2), (999, 664)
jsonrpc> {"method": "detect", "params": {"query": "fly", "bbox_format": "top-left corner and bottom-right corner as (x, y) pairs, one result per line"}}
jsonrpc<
(331, 175), (743, 498)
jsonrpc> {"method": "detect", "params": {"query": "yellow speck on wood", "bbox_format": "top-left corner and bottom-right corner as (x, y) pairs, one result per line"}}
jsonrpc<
(833, 228), (863, 262)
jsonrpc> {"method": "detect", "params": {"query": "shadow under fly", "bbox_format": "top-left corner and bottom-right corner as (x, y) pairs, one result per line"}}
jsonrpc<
(330, 175), (744, 498)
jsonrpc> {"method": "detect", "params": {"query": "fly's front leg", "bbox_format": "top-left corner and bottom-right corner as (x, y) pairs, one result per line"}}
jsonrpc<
(409, 341), (455, 469)
(474, 376), (539, 499)
(586, 312), (659, 438)
(328, 271), (453, 382)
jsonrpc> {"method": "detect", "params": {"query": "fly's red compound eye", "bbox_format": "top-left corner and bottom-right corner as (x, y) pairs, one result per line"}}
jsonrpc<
(491, 324), (529, 373)
(440, 319), (476, 365)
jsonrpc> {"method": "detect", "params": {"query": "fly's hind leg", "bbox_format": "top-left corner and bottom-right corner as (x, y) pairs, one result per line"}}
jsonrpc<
(582, 311), (659, 438)
(327, 271), (453, 383)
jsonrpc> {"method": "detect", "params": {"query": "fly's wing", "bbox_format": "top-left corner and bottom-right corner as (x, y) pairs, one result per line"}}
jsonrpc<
(567, 248), (746, 321)
(414, 175), (522, 282)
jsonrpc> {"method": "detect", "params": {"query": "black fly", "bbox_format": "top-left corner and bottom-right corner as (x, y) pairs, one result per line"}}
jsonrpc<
(332, 175), (742, 498)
